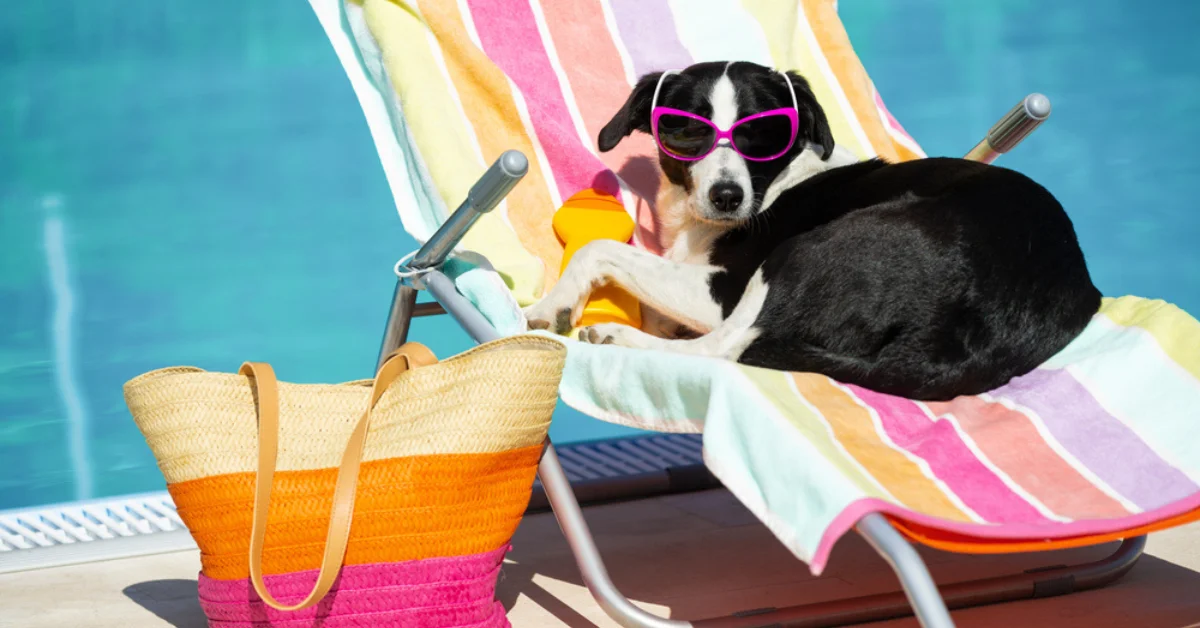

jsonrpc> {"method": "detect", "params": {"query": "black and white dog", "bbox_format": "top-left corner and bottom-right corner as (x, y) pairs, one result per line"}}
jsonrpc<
(523, 61), (1100, 401)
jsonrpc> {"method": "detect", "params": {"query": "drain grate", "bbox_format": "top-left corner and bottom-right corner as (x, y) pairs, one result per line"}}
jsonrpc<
(539, 433), (704, 484)
(0, 433), (711, 574)
(0, 492), (195, 574)
(0, 492), (182, 551)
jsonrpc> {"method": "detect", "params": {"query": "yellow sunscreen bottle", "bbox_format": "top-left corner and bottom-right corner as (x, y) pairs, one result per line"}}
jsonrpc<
(552, 188), (642, 332)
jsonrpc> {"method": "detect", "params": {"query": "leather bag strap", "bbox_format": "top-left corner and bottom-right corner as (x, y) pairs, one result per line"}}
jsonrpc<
(240, 342), (438, 611)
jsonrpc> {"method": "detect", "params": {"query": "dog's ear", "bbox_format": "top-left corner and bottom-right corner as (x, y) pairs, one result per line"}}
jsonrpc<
(598, 71), (663, 152)
(784, 71), (835, 160)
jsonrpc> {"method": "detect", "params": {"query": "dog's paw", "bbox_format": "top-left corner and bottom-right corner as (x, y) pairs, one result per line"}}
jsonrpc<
(577, 323), (637, 346)
(523, 302), (577, 335)
(577, 325), (615, 345)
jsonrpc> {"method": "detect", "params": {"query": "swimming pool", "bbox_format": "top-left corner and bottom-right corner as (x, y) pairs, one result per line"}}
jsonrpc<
(1, 0), (1196, 510)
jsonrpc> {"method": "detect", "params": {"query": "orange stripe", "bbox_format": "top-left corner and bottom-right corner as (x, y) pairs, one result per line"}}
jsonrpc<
(790, 375), (970, 520)
(926, 398), (1132, 520)
(799, 0), (901, 161)
(890, 505), (1200, 555)
(893, 143), (923, 162)
(418, 1), (564, 284)
(170, 446), (542, 580)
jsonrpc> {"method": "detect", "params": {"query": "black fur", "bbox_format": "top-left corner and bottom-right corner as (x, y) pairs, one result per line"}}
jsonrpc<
(599, 62), (1100, 401)
(716, 157), (1100, 399)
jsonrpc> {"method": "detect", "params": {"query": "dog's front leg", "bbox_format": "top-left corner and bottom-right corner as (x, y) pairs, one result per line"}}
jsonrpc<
(577, 268), (770, 362)
(523, 240), (723, 335)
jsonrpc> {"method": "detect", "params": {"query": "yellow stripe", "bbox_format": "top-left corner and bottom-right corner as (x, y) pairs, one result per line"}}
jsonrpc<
(359, 0), (479, 219)
(422, 0), (565, 292)
(745, 370), (893, 500)
(361, 0), (550, 302)
(799, 0), (902, 161)
(1100, 296), (1200, 381)
(741, 0), (874, 159)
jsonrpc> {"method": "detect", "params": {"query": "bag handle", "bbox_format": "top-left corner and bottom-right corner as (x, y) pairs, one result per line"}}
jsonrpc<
(239, 341), (438, 611)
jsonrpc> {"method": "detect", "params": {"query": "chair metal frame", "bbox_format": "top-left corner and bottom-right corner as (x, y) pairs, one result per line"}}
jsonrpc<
(377, 94), (1145, 627)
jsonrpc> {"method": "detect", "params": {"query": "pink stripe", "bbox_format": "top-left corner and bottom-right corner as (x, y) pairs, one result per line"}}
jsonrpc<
(198, 547), (509, 627)
(467, 0), (621, 203)
(846, 385), (1048, 524)
(925, 396), (1133, 520)
(871, 87), (919, 145)
(537, 0), (665, 253)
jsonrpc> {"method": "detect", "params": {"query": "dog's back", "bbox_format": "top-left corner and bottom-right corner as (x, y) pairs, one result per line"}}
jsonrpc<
(725, 157), (1101, 400)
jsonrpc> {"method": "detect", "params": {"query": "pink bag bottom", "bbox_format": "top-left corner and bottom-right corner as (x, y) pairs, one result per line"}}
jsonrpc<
(197, 545), (512, 627)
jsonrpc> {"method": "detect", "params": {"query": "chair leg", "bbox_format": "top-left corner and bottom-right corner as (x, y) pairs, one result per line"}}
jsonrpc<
(539, 441), (694, 628)
(856, 514), (956, 628)
(377, 282), (418, 369)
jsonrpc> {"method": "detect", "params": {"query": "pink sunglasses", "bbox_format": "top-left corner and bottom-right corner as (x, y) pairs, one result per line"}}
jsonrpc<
(650, 69), (800, 162)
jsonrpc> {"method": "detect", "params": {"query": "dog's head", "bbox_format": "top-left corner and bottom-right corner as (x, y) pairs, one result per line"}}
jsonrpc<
(599, 61), (834, 225)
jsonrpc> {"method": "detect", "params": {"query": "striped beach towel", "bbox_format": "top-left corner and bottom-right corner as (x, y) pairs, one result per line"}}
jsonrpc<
(559, 296), (1200, 572)
(309, 0), (1200, 573)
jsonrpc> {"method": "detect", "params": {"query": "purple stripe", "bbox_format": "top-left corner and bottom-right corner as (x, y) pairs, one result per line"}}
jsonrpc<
(993, 368), (1199, 510)
(608, 0), (693, 76)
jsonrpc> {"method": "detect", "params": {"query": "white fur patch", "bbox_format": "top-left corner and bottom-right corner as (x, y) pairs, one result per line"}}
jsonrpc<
(690, 71), (753, 219)
(709, 71), (739, 129)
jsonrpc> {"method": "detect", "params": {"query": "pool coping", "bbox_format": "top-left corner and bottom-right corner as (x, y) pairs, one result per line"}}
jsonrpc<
(0, 432), (715, 574)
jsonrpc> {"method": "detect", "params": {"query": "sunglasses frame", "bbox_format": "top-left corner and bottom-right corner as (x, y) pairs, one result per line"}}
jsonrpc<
(649, 68), (802, 162)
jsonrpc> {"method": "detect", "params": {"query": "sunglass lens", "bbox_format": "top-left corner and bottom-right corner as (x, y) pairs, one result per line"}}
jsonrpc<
(732, 114), (795, 159)
(656, 114), (716, 158)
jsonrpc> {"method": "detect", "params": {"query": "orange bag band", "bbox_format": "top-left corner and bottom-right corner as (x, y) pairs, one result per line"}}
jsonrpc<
(239, 342), (438, 612)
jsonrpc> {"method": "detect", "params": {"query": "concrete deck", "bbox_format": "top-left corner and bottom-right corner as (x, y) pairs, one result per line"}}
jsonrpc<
(2, 489), (1198, 627)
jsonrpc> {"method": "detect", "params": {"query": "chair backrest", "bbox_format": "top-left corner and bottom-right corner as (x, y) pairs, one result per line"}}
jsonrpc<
(311, 0), (923, 305)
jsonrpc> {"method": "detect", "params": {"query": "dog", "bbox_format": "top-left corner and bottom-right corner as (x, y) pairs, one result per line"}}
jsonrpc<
(523, 61), (1100, 401)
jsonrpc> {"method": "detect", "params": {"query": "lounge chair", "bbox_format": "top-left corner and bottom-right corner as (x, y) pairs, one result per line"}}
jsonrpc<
(308, 0), (1200, 625)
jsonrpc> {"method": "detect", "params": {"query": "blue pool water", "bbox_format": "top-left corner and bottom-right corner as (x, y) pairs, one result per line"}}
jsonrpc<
(1, 1), (1197, 510)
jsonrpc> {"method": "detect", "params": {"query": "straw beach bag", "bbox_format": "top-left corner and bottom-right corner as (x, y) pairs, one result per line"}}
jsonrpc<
(123, 335), (566, 628)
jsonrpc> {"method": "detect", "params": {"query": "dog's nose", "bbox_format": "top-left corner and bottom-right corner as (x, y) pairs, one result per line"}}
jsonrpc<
(708, 183), (744, 212)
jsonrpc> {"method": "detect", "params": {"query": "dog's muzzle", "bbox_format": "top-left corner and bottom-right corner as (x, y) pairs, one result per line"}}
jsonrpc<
(708, 182), (744, 213)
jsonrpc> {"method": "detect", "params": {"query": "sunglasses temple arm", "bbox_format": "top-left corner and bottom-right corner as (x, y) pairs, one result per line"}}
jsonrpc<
(651, 71), (679, 115)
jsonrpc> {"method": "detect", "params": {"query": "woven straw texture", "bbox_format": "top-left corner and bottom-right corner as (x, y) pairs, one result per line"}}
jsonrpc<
(125, 336), (565, 484)
(124, 335), (565, 627)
